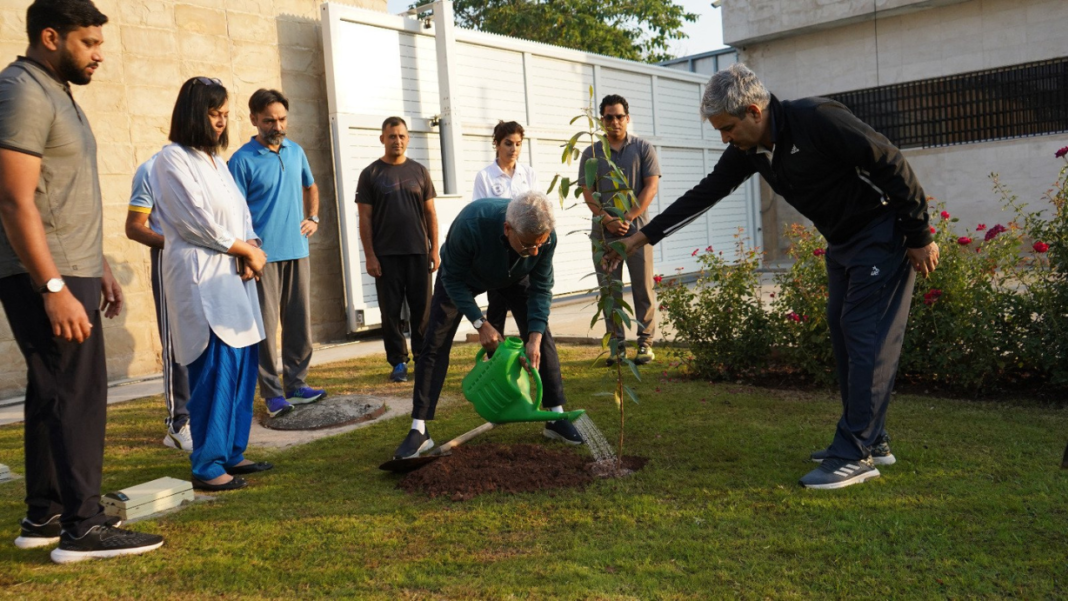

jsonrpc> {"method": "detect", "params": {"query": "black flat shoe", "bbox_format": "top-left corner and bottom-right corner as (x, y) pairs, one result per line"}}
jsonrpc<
(225, 461), (274, 475)
(192, 476), (248, 491)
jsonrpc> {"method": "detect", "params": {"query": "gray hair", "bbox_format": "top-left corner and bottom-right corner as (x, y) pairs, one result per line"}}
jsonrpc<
(700, 63), (771, 120)
(506, 190), (555, 236)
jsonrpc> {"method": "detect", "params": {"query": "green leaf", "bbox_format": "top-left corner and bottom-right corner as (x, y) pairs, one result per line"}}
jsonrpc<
(584, 157), (599, 190)
(601, 332), (612, 349)
(570, 114), (585, 125)
(613, 307), (632, 329)
(613, 390), (621, 408)
(623, 385), (640, 404)
(625, 358), (642, 381)
(546, 174), (559, 195)
(603, 206), (625, 218)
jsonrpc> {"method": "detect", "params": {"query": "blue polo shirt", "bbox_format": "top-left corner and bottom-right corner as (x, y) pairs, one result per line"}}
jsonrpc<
(228, 137), (315, 262)
(128, 153), (161, 234)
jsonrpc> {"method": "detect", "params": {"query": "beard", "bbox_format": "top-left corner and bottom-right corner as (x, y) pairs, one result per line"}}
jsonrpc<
(263, 131), (286, 146)
(56, 47), (96, 85)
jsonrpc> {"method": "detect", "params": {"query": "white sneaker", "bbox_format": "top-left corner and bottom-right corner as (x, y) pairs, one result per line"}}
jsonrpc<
(163, 423), (193, 453)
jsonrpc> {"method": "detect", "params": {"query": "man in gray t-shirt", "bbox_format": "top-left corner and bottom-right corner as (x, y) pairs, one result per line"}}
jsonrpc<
(579, 94), (662, 367)
(0, 0), (162, 563)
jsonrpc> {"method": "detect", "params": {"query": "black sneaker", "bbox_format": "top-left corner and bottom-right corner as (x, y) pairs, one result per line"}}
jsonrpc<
(393, 428), (434, 460)
(49, 525), (164, 564)
(811, 434), (895, 466)
(799, 457), (880, 490)
(14, 514), (61, 549)
(543, 419), (584, 445)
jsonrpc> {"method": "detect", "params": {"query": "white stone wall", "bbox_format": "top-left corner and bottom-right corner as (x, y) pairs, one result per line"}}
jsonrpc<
(0, 0), (385, 398)
(724, 0), (1068, 256)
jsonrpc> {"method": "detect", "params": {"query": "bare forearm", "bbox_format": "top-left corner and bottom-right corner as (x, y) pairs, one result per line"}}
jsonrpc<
(629, 182), (658, 221)
(226, 238), (259, 260)
(582, 188), (603, 217)
(304, 184), (319, 218)
(125, 223), (165, 249)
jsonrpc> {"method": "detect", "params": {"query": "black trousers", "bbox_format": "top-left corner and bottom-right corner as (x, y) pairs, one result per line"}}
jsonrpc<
(486, 289), (509, 334)
(151, 248), (190, 428)
(0, 274), (109, 537)
(375, 254), (431, 367)
(411, 274), (566, 420)
(825, 212), (916, 461)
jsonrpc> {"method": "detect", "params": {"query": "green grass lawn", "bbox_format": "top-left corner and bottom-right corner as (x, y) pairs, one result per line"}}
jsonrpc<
(1, 343), (1066, 599)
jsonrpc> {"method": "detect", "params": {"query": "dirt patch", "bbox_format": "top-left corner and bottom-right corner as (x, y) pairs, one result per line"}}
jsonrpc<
(397, 443), (647, 501)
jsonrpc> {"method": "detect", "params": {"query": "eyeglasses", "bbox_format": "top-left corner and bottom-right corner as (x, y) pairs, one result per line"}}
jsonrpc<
(601, 114), (628, 122)
(518, 240), (547, 252)
(192, 76), (222, 86)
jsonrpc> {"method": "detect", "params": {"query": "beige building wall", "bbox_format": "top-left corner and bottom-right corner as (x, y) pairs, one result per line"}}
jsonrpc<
(722, 0), (1068, 257)
(0, 0), (386, 398)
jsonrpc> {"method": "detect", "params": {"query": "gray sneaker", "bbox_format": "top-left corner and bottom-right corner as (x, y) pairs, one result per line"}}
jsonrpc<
(799, 457), (880, 490)
(810, 434), (895, 466)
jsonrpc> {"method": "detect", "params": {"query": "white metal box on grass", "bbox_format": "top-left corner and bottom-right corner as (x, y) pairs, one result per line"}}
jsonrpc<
(102, 477), (194, 521)
(0, 463), (12, 482)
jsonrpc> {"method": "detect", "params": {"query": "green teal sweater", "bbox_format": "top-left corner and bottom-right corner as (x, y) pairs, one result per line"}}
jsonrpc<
(439, 198), (557, 334)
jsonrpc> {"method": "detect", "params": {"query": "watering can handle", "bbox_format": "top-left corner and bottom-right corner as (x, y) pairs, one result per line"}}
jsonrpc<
(472, 345), (544, 407)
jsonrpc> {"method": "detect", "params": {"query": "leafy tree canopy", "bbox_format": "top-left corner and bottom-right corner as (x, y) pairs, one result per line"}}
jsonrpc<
(448, 0), (698, 63)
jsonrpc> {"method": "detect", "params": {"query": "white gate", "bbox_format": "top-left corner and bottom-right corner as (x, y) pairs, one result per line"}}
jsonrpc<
(321, 2), (759, 332)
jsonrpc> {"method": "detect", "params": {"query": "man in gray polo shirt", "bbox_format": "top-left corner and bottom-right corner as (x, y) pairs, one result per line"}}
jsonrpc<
(580, 94), (662, 367)
(0, 0), (162, 563)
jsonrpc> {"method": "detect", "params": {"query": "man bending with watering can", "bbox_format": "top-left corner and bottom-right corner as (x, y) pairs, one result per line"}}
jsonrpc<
(393, 191), (584, 459)
(606, 64), (939, 489)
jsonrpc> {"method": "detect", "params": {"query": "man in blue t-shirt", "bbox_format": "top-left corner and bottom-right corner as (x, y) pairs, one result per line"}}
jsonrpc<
(228, 89), (324, 418)
(125, 153), (193, 451)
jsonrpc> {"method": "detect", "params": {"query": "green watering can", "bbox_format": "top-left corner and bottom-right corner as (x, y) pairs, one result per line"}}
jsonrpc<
(462, 337), (585, 424)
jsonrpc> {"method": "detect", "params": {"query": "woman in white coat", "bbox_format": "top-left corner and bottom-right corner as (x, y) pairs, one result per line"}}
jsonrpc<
(472, 121), (539, 334)
(151, 77), (272, 492)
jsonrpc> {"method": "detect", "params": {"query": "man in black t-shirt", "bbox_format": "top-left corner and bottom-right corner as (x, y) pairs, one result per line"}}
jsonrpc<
(356, 116), (440, 382)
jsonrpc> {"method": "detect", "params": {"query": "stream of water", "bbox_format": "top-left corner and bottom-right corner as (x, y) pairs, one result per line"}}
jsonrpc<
(574, 413), (616, 464)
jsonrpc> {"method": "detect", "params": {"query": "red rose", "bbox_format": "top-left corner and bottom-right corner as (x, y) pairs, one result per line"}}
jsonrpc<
(923, 289), (943, 306)
(941, 210), (951, 220)
(653, 275), (663, 284)
(984, 224), (1007, 241)
(705, 245), (713, 252)
(1033, 241), (1049, 253)
(957, 236), (972, 245)
(976, 223), (986, 231)
(930, 226), (937, 234)
(691, 249), (698, 257)
(813, 248), (826, 257)
(787, 312), (801, 322)
(1056, 146), (1068, 159)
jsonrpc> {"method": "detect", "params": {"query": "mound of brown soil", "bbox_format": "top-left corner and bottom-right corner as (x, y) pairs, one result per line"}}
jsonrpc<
(397, 443), (647, 501)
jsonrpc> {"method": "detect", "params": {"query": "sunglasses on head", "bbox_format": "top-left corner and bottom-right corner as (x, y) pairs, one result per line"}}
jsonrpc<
(192, 76), (222, 87)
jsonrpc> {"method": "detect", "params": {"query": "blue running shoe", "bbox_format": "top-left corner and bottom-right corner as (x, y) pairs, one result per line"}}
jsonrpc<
(390, 363), (408, 383)
(286, 386), (326, 405)
(265, 396), (293, 418)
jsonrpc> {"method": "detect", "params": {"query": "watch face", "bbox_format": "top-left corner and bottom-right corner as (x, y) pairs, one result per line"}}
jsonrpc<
(46, 278), (64, 293)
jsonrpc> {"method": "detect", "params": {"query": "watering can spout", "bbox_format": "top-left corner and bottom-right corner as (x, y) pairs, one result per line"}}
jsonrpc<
(462, 337), (587, 425)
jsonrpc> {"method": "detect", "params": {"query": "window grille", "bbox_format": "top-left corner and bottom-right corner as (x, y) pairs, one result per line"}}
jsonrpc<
(827, 58), (1068, 149)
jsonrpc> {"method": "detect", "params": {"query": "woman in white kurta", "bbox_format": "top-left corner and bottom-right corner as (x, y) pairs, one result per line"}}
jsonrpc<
(472, 121), (539, 333)
(151, 77), (270, 492)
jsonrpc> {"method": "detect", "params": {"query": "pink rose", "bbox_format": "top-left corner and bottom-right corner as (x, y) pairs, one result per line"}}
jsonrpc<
(976, 223), (986, 231)
(813, 248), (826, 257)
(705, 245), (713, 252)
(1033, 241), (1050, 253)
(691, 249), (698, 257)
(957, 236), (972, 245)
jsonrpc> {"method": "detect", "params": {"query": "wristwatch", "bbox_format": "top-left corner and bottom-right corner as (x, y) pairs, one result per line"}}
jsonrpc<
(472, 316), (486, 329)
(307, 215), (320, 224)
(39, 277), (65, 294)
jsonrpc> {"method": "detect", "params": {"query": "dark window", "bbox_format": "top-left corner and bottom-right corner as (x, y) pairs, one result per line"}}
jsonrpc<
(827, 58), (1068, 149)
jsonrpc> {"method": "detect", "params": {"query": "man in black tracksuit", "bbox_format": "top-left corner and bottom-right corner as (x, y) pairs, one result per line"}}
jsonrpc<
(609, 64), (940, 489)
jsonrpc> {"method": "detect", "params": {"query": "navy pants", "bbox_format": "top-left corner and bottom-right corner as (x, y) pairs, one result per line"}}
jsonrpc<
(824, 213), (916, 461)
(186, 332), (257, 480)
(412, 274), (566, 420)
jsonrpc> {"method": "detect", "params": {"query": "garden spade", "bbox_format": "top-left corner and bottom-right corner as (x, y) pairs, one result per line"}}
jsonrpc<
(378, 422), (497, 473)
